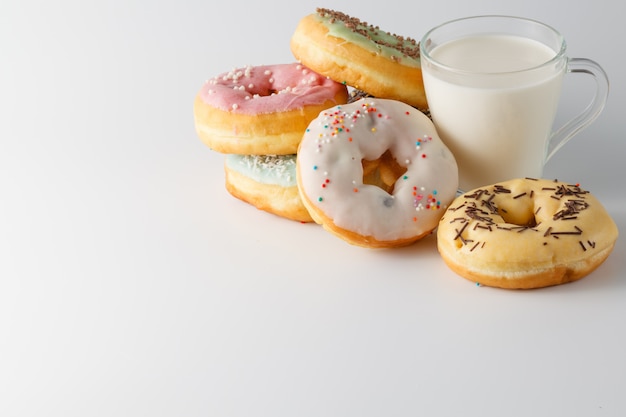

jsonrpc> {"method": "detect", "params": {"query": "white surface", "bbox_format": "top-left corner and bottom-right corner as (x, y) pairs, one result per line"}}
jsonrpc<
(1, 0), (625, 416)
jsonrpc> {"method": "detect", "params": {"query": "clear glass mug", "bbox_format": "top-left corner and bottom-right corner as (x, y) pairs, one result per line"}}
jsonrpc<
(420, 15), (609, 192)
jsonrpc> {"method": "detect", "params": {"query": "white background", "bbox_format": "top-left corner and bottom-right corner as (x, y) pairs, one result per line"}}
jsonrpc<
(2, 0), (625, 416)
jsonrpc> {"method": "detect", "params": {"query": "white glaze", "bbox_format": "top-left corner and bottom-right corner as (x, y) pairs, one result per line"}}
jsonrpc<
(297, 98), (459, 241)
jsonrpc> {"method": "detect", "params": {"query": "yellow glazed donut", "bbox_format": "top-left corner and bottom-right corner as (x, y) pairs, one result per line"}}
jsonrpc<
(297, 98), (458, 248)
(437, 178), (619, 289)
(224, 154), (313, 223)
(194, 63), (348, 155)
(290, 8), (428, 110)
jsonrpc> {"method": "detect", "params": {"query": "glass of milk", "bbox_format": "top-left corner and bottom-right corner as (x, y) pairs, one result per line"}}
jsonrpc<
(420, 15), (608, 192)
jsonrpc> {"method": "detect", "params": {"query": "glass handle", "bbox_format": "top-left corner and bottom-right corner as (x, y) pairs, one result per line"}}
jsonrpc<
(546, 58), (609, 161)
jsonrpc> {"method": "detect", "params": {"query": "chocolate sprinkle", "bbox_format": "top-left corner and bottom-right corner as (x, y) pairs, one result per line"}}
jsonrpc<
(454, 222), (469, 241)
(494, 185), (512, 194)
(449, 180), (594, 252)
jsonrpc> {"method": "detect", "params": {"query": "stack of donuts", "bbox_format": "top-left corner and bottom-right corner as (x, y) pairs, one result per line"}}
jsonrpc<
(193, 62), (349, 223)
(193, 7), (459, 243)
(193, 8), (617, 288)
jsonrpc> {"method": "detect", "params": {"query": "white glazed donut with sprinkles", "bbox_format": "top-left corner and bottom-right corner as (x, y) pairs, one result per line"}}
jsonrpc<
(296, 98), (459, 248)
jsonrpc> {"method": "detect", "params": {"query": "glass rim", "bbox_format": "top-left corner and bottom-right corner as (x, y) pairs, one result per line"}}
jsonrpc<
(419, 15), (567, 76)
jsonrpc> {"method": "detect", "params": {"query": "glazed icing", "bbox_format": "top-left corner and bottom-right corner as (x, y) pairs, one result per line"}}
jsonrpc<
(225, 154), (297, 187)
(440, 178), (616, 259)
(436, 178), (619, 289)
(199, 63), (347, 114)
(297, 98), (459, 241)
(314, 8), (421, 68)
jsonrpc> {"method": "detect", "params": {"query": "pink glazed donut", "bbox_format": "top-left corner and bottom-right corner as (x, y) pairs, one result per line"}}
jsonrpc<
(193, 63), (349, 155)
(297, 98), (459, 248)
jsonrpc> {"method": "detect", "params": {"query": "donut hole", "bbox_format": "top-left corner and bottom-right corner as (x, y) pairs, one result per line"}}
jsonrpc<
(361, 150), (407, 194)
(499, 206), (538, 228)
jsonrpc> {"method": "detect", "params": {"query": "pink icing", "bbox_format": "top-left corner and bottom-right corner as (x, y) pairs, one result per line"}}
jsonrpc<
(199, 63), (347, 115)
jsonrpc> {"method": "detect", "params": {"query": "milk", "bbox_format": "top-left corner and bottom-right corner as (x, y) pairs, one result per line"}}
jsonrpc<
(422, 34), (565, 191)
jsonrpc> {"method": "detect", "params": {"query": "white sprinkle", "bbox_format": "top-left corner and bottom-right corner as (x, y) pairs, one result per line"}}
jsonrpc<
(237, 155), (296, 181)
(232, 103), (239, 110)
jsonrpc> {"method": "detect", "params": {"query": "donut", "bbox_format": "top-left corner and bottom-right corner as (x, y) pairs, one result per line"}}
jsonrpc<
(193, 63), (349, 155)
(436, 178), (619, 289)
(290, 8), (428, 110)
(224, 154), (313, 223)
(296, 98), (459, 248)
